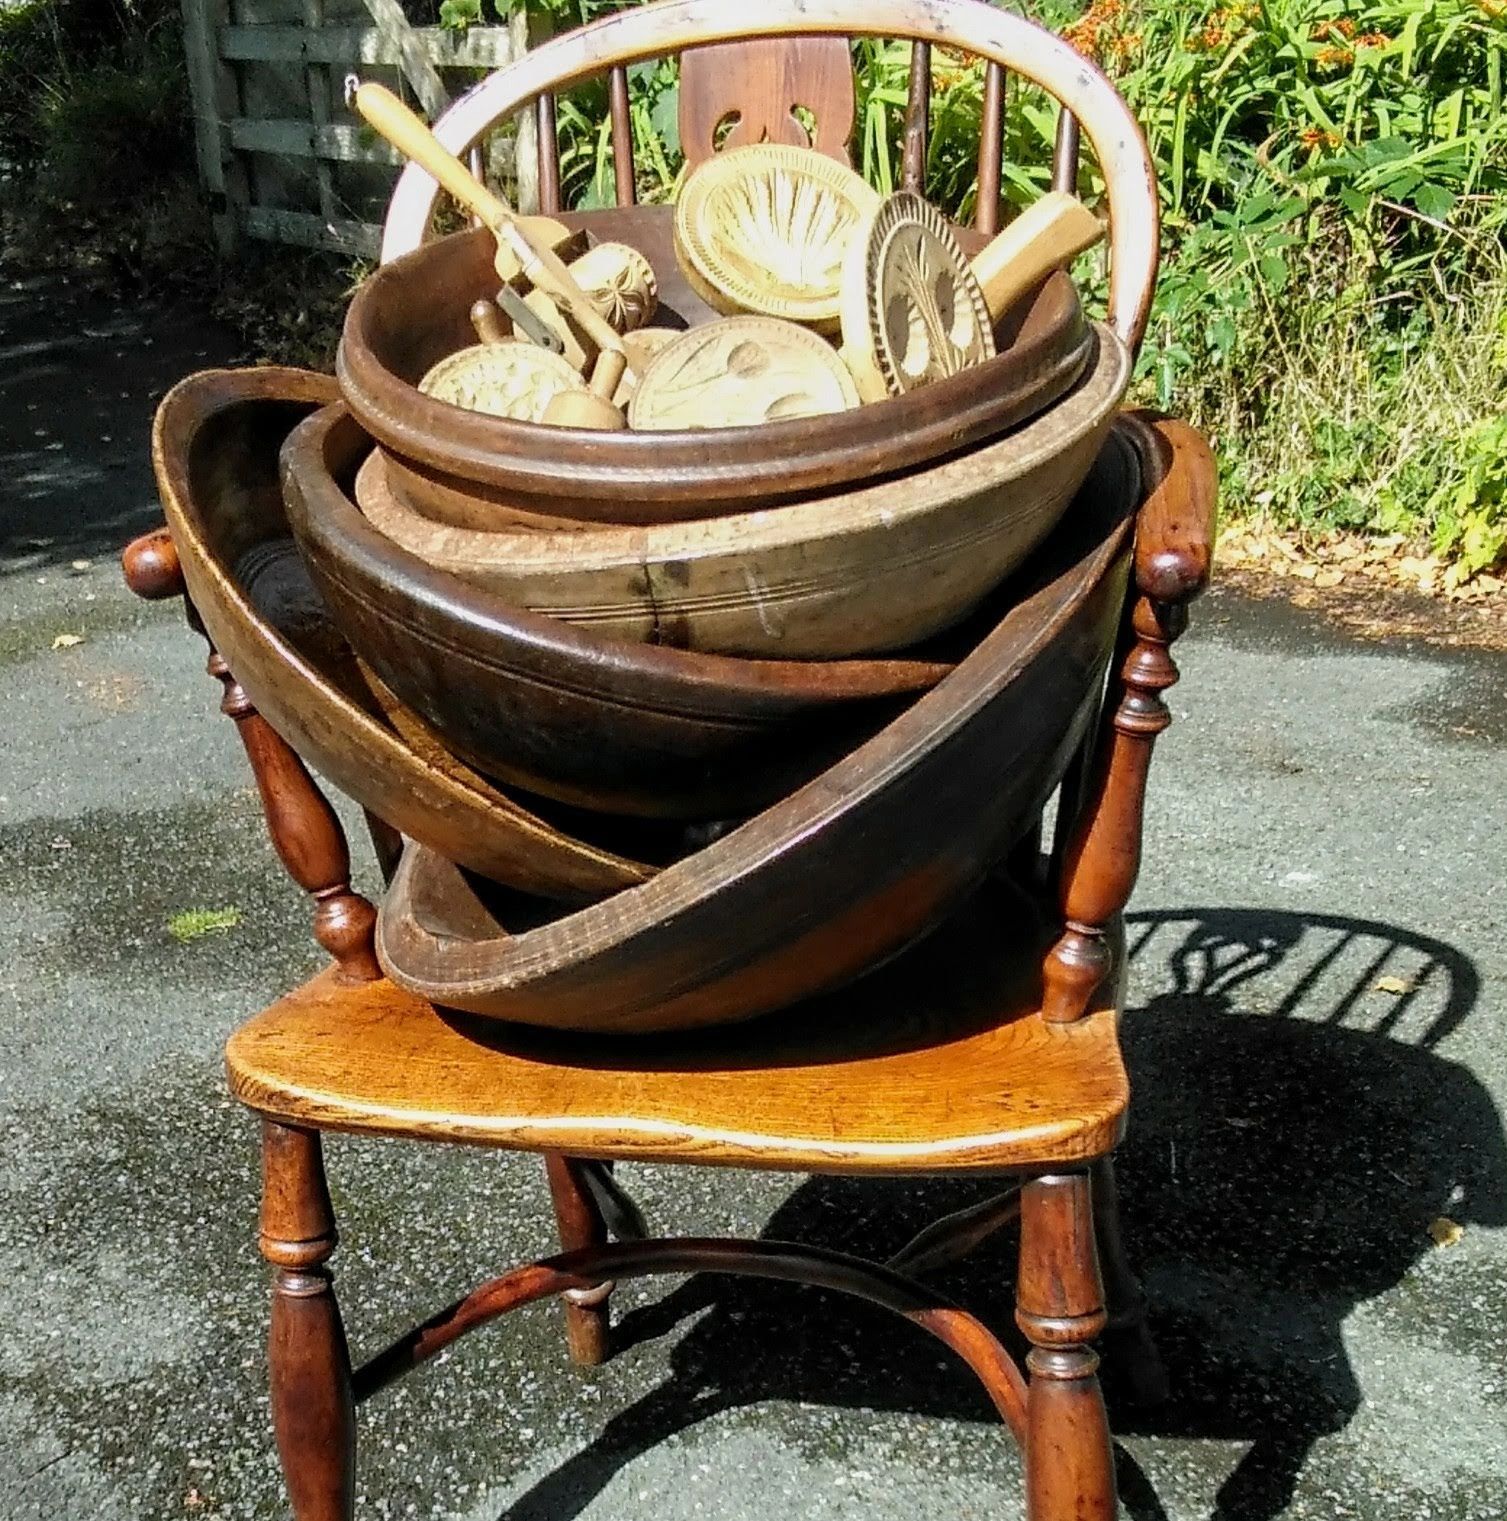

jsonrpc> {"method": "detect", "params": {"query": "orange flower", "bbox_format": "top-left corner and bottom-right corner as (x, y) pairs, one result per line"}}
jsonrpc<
(1316, 44), (1355, 67)
(1298, 126), (1343, 151)
(1356, 30), (1391, 46)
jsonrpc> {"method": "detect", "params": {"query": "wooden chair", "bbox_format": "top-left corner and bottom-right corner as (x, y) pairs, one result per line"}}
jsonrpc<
(122, 5), (1215, 1518)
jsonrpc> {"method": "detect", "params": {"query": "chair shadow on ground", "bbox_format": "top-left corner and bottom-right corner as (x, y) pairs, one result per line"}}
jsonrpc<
(487, 907), (1506, 1521)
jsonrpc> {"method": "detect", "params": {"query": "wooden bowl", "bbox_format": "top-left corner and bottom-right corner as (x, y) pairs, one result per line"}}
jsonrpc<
(355, 327), (1129, 658)
(281, 403), (954, 821)
(373, 425), (1143, 1034)
(152, 366), (659, 903)
(336, 205), (1094, 527)
(673, 143), (881, 331)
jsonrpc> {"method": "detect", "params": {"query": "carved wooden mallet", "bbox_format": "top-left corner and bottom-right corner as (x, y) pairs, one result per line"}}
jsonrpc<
(352, 81), (629, 430)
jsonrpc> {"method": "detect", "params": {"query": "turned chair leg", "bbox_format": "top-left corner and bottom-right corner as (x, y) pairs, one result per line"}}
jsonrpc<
(545, 1154), (613, 1366)
(1089, 1157), (1167, 1406)
(1016, 1172), (1117, 1521)
(261, 1121), (355, 1521)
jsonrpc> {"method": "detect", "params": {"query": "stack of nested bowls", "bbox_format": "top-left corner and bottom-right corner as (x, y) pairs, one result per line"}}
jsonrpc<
(258, 201), (1140, 1034)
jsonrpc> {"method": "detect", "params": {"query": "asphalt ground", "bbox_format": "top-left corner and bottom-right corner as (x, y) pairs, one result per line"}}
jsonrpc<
(2, 274), (1504, 1520)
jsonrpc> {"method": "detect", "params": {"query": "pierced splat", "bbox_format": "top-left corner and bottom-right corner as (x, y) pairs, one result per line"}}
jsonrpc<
(679, 36), (856, 169)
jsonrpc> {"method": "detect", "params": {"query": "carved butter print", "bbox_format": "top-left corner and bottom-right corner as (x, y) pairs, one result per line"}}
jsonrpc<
(712, 170), (859, 296)
(676, 144), (879, 327)
(419, 343), (587, 422)
(571, 242), (660, 332)
(868, 195), (994, 396)
(629, 317), (859, 430)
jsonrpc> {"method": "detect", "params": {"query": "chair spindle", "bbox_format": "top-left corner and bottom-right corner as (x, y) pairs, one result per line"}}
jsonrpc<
(609, 66), (636, 205)
(902, 41), (931, 193)
(975, 61), (1006, 234)
(537, 92), (562, 212)
(1051, 109), (1081, 195)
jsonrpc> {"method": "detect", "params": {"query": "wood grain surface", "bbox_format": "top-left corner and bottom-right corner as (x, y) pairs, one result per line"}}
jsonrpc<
(368, 432), (1141, 1031)
(353, 329), (1128, 660)
(228, 876), (1128, 1172)
(679, 35), (857, 169)
(339, 207), (1094, 525)
(283, 401), (955, 819)
(151, 366), (656, 900)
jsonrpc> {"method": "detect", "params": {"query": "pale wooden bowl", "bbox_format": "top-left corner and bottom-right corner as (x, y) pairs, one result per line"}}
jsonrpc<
(356, 327), (1131, 659)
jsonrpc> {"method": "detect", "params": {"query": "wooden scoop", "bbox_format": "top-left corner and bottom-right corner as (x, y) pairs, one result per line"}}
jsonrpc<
(353, 81), (628, 430)
(970, 192), (1104, 322)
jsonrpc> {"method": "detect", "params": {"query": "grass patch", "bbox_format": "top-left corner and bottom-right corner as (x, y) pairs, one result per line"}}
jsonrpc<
(166, 906), (242, 943)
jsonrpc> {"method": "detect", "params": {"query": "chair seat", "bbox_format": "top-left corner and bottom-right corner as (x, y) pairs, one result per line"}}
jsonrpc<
(227, 882), (1127, 1175)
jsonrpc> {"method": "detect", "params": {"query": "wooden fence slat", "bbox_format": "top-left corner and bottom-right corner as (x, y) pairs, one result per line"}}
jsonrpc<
(182, 0), (250, 252)
(195, 13), (533, 253)
(219, 23), (520, 69)
(243, 205), (382, 255)
(357, 0), (449, 116)
(228, 117), (400, 163)
(302, 0), (338, 222)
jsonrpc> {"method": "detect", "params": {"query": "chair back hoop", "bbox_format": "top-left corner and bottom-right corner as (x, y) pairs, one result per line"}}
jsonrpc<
(380, 0), (1159, 355)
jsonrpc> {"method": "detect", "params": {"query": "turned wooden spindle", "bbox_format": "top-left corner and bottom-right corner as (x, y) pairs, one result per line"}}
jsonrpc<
(1041, 416), (1216, 1023)
(207, 653), (380, 983)
(261, 1121), (355, 1521)
(545, 1153), (614, 1367)
(1015, 1172), (1115, 1521)
(124, 530), (382, 979)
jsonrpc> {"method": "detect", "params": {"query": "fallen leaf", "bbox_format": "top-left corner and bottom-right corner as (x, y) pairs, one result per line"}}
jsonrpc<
(51, 632), (84, 649)
(1313, 568), (1345, 589)
(1372, 974), (1417, 995)
(1428, 1216), (1464, 1248)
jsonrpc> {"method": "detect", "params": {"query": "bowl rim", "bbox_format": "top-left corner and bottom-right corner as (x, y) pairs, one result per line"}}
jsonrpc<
(280, 400), (958, 718)
(336, 208), (1094, 512)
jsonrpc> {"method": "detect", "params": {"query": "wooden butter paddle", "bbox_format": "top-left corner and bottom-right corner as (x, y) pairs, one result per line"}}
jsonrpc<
(971, 191), (1104, 322)
(352, 81), (629, 430)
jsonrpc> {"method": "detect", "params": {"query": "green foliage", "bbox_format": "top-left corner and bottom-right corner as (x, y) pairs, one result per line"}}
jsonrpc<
(0, 0), (206, 289)
(167, 906), (242, 943)
(427, 0), (1507, 576)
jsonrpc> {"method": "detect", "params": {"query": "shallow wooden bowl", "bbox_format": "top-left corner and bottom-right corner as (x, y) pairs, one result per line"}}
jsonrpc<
(673, 143), (881, 331)
(281, 403), (954, 821)
(336, 205), (1094, 528)
(373, 427), (1143, 1034)
(356, 327), (1129, 658)
(152, 367), (662, 902)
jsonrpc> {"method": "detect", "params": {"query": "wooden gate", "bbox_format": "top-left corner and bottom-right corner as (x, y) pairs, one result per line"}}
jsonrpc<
(180, 0), (537, 256)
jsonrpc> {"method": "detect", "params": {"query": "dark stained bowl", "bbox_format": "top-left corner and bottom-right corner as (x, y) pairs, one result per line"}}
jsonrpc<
(280, 402), (955, 821)
(152, 366), (659, 902)
(372, 427), (1145, 1034)
(335, 204), (1094, 528)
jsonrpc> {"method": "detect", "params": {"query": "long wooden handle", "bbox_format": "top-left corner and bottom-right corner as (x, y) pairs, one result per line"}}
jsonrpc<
(354, 81), (624, 359)
(971, 191), (1104, 320)
(354, 81), (516, 229)
(495, 226), (625, 358)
